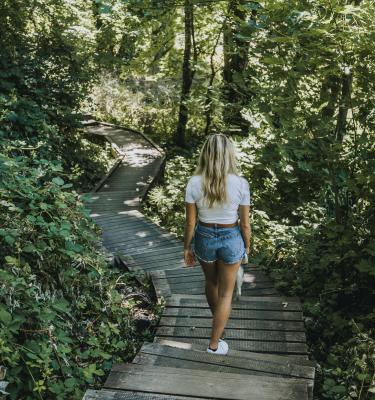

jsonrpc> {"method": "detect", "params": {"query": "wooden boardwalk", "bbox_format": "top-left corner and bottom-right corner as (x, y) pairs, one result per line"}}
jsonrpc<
(82, 122), (316, 400)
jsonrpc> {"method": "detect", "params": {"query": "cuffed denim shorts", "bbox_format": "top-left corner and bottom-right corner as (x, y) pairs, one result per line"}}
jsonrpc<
(192, 222), (246, 264)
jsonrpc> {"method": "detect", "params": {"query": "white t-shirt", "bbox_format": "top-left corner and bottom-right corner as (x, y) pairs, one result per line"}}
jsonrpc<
(185, 173), (251, 224)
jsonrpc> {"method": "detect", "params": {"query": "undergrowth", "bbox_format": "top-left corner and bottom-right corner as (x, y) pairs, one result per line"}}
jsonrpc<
(141, 138), (375, 400)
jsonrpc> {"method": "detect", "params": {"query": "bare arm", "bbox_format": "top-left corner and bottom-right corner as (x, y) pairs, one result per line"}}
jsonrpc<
(184, 202), (197, 250)
(239, 204), (251, 254)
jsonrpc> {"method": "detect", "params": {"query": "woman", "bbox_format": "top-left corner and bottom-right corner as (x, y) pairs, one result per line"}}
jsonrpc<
(183, 133), (251, 355)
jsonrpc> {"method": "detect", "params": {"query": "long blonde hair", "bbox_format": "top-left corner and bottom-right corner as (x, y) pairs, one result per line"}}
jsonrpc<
(193, 133), (239, 207)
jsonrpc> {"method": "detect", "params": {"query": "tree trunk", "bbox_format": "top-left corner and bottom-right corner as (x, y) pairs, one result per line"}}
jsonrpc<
(335, 71), (353, 142)
(222, 0), (253, 134)
(204, 29), (222, 136)
(175, 0), (194, 147)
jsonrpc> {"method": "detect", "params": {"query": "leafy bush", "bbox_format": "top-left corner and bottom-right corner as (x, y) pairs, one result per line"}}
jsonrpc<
(0, 150), (160, 399)
(143, 136), (375, 399)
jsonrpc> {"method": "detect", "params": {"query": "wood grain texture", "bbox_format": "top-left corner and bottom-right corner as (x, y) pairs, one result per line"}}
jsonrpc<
(104, 364), (308, 400)
(82, 122), (315, 400)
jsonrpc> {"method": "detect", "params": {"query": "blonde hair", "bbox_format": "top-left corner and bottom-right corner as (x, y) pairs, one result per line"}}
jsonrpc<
(193, 133), (239, 208)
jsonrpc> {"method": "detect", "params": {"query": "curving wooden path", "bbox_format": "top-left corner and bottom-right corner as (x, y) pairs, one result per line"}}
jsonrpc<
(81, 121), (316, 400)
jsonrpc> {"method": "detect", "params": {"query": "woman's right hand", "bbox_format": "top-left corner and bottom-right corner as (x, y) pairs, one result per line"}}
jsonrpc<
(245, 246), (250, 255)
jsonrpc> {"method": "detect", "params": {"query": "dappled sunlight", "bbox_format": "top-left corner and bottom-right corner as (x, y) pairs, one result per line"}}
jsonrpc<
(4, 0), (373, 396)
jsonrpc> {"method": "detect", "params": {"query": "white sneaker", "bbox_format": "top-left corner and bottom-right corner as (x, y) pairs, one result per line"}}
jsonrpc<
(207, 339), (229, 355)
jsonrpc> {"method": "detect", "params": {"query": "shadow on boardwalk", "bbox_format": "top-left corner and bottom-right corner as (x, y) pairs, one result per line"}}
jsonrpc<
(81, 121), (316, 400)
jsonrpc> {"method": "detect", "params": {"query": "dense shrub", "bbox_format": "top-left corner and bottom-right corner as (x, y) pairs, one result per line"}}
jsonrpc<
(143, 137), (375, 399)
(0, 149), (160, 399)
(0, 2), (158, 398)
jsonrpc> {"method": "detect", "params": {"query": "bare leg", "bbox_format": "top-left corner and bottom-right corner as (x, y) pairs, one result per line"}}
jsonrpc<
(209, 258), (241, 349)
(198, 259), (226, 340)
(199, 259), (218, 314)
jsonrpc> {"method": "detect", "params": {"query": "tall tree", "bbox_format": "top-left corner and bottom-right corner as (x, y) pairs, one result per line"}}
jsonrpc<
(222, 0), (254, 134)
(204, 28), (222, 136)
(175, 0), (194, 147)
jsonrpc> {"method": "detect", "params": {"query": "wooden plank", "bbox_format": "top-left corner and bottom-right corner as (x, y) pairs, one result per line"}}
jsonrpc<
(103, 233), (177, 247)
(152, 279), (279, 298)
(83, 389), (206, 400)
(82, 190), (141, 200)
(102, 230), (181, 246)
(160, 306), (304, 321)
(98, 224), (175, 238)
(118, 246), (184, 266)
(158, 316), (305, 331)
(149, 267), (277, 289)
(153, 338), (315, 366)
(124, 259), (186, 274)
(104, 364), (308, 400)
(148, 263), (262, 276)
(163, 293), (302, 311)
(102, 174), (159, 185)
(151, 268), (273, 285)
(105, 240), (181, 255)
(155, 326), (306, 342)
(164, 293), (301, 304)
(158, 279), (274, 291)
(96, 217), (179, 236)
(91, 208), (143, 219)
(153, 273), (273, 287)
(91, 209), (170, 228)
(119, 250), (185, 266)
(153, 335), (308, 356)
(97, 217), (182, 243)
(94, 218), (158, 229)
(135, 342), (314, 381)
(144, 267), (203, 279)
(102, 232), (180, 249)
(133, 352), (312, 386)
(137, 342), (315, 380)
(155, 287), (280, 299)
(117, 247), (184, 262)
(97, 225), (181, 245)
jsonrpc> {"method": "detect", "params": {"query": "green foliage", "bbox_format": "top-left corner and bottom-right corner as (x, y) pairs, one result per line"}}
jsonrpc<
(144, 127), (375, 399)
(0, 0), (117, 193)
(0, 149), (159, 399)
(0, 1), (158, 398)
(1, 0), (375, 398)
(95, 0), (375, 397)
(131, 5), (375, 397)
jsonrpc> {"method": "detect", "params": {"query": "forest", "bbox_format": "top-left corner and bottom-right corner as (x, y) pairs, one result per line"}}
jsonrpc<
(0, 0), (374, 399)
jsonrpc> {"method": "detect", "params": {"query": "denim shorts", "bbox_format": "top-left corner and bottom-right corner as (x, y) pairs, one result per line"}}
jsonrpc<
(191, 222), (246, 264)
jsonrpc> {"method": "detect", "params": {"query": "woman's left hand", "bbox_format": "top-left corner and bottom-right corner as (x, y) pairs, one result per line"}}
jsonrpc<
(184, 248), (196, 268)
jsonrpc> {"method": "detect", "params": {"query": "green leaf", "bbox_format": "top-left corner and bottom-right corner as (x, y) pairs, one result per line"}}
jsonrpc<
(64, 377), (77, 388)
(261, 56), (283, 65)
(5, 256), (19, 266)
(354, 260), (374, 275)
(0, 306), (12, 324)
(4, 235), (15, 245)
(52, 177), (65, 186)
(23, 244), (37, 253)
(330, 385), (346, 394)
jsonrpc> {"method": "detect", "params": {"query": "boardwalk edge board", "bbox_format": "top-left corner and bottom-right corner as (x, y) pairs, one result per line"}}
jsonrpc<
(81, 121), (315, 400)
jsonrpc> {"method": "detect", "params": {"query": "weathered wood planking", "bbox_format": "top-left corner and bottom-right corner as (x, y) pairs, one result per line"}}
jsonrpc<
(133, 342), (315, 384)
(160, 305), (304, 321)
(153, 338), (315, 367)
(153, 336), (308, 358)
(158, 315), (305, 331)
(104, 364), (309, 400)
(162, 293), (302, 310)
(81, 122), (315, 400)
(150, 270), (280, 298)
(84, 389), (207, 399)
